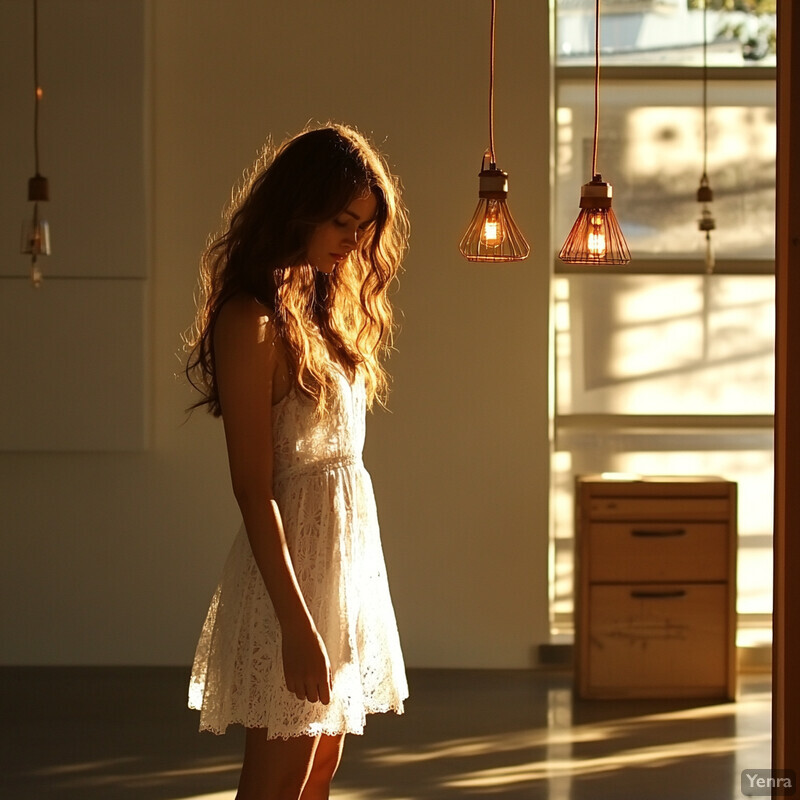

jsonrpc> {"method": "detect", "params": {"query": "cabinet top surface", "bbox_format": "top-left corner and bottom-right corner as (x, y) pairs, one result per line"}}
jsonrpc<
(577, 474), (736, 496)
(579, 474), (732, 484)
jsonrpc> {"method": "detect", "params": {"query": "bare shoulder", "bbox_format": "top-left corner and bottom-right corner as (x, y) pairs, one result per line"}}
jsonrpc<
(213, 295), (290, 402)
(215, 293), (279, 347)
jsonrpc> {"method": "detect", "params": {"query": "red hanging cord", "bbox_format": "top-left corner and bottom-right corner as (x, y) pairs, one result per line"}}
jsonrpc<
(33, 0), (42, 175)
(488, 0), (496, 166)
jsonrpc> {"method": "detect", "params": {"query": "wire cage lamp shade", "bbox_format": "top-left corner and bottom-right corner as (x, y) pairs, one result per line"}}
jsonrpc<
(460, 153), (530, 262)
(558, 175), (630, 265)
(558, 0), (630, 266)
(459, 0), (529, 263)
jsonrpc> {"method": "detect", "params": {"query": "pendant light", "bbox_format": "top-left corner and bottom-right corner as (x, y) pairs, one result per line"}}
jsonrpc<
(559, 0), (630, 266)
(21, 0), (50, 288)
(459, 0), (529, 263)
(697, 1), (716, 273)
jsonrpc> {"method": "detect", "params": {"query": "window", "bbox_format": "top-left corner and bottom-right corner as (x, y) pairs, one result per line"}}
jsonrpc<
(551, 0), (776, 648)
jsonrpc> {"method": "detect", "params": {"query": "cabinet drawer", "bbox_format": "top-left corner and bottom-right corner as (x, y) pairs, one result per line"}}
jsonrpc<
(588, 496), (730, 521)
(587, 522), (730, 582)
(585, 583), (730, 697)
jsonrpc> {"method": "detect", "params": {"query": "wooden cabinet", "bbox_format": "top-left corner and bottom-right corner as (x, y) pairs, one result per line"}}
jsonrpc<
(575, 475), (737, 699)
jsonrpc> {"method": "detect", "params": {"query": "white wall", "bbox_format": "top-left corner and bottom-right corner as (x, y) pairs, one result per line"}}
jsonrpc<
(0, 0), (552, 668)
(0, 0), (148, 451)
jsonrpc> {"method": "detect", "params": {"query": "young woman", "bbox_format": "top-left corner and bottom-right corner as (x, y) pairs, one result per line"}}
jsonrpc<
(185, 124), (409, 800)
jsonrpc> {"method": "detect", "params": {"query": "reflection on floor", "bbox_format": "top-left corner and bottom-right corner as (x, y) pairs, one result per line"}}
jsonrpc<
(1, 667), (770, 800)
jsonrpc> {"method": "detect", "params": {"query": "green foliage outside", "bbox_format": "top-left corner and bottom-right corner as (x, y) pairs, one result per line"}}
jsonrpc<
(687, 0), (776, 14)
(688, 0), (776, 56)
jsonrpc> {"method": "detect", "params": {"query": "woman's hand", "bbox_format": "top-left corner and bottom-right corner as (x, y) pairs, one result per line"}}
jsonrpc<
(281, 618), (332, 705)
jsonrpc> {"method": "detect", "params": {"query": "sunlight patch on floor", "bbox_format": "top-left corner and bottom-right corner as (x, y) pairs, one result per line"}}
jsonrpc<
(29, 757), (139, 776)
(362, 691), (771, 771)
(442, 733), (770, 790)
(167, 791), (416, 800)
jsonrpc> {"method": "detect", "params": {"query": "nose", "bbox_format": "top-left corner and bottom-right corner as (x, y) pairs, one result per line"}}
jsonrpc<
(342, 228), (358, 251)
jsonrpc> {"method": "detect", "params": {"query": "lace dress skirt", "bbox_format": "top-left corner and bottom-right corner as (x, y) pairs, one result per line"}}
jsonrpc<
(188, 376), (407, 738)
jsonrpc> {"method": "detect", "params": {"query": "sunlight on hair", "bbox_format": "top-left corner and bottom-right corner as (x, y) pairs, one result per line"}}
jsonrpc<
(184, 123), (409, 419)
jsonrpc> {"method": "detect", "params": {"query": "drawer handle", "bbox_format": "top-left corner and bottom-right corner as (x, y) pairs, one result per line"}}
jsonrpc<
(631, 528), (687, 538)
(630, 589), (687, 599)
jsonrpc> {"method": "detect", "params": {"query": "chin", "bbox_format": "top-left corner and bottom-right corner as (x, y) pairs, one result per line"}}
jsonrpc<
(317, 257), (341, 274)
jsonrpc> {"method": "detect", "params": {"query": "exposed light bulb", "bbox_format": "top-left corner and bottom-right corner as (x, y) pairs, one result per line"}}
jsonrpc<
(587, 212), (606, 258)
(479, 200), (506, 247)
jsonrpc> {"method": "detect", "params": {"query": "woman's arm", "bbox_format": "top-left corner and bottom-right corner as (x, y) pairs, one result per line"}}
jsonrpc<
(214, 295), (331, 705)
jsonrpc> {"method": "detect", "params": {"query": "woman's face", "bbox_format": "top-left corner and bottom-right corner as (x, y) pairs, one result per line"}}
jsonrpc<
(305, 191), (378, 274)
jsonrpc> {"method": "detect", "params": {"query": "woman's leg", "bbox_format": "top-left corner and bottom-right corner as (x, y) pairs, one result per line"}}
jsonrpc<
(300, 734), (346, 800)
(236, 728), (320, 800)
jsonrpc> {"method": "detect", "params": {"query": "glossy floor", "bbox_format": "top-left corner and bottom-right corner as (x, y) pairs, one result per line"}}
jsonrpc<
(1, 667), (771, 799)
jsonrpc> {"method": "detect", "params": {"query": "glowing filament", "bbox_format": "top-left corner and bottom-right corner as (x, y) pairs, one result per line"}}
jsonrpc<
(480, 201), (505, 247)
(587, 213), (606, 257)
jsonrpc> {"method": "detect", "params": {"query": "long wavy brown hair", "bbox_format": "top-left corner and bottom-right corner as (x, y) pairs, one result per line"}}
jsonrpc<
(184, 123), (409, 417)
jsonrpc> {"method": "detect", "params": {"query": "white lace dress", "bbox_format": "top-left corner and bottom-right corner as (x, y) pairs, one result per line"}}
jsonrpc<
(188, 371), (407, 737)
